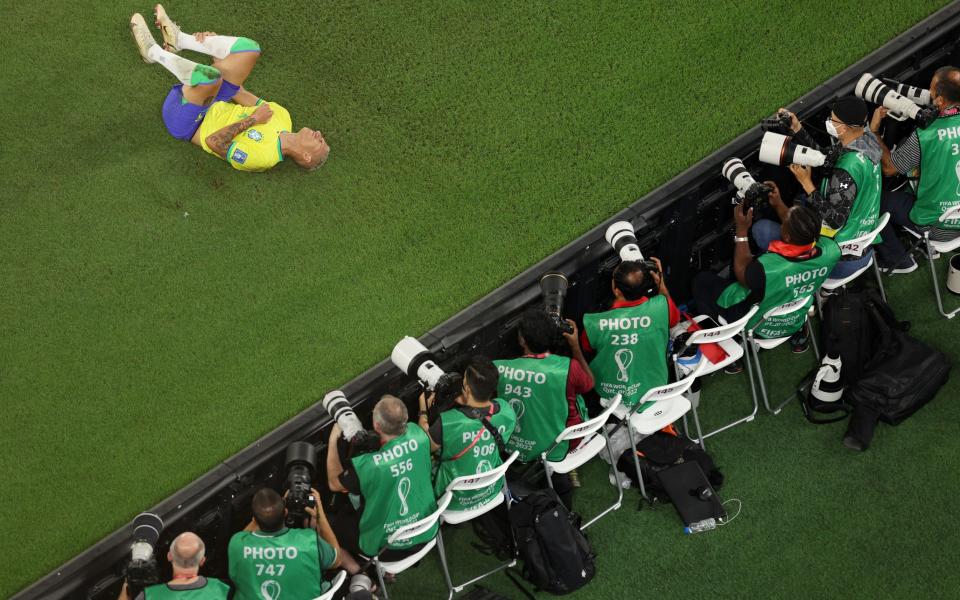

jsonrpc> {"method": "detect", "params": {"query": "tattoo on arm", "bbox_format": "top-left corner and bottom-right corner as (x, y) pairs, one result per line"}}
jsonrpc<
(205, 117), (256, 158)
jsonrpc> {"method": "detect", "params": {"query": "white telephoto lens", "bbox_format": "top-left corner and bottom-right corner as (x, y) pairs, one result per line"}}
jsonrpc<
(391, 336), (427, 374)
(758, 132), (789, 166)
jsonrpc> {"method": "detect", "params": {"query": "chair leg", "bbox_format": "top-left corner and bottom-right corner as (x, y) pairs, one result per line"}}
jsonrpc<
(807, 318), (820, 362)
(626, 423), (650, 505)
(689, 401), (707, 451)
(926, 240), (959, 319)
(750, 339), (775, 414)
(375, 560), (391, 600)
(434, 530), (456, 600)
(742, 336), (760, 421)
(581, 432), (624, 530)
(872, 258), (887, 303)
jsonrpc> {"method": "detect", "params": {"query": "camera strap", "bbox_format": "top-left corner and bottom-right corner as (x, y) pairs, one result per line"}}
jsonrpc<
(450, 404), (496, 461)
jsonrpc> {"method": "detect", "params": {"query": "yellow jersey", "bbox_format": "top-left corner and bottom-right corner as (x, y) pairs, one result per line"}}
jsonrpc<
(198, 99), (292, 172)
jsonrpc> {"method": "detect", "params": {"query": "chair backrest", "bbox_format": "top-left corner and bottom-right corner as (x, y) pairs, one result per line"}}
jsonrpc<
(759, 295), (813, 321)
(682, 305), (760, 347)
(635, 363), (704, 406)
(444, 451), (520, 492)
(838, 212), (890, 257)
(939, 204), (960, 222)
(386, 491), (452, 545)
(551, 394), (622, 444)
(313, 570), (348, 600)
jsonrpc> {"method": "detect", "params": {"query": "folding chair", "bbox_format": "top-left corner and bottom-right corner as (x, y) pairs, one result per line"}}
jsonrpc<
(744, 296), (819, 415)
(604, 367), (702, 503)
(372, 491), (453, 600)
(539, 394), (624, 530)
(672, 306), (760, 450)
(436, 452), (520, 599)
(903, 205), (960, 319)
(818, 212), (891, 311)
(314, 570), (348, 600)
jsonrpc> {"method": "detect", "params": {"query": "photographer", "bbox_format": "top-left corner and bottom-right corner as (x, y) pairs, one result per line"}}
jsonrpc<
(327, 395), (438, 561)
(118, 532), (229, 600)
(227, 487), (344, 600)
(693, 204), (840, 343)
(873, 66), (960, 273)
(494, 308), (593, 504)
(420, 356), (517, 511)
(754, 98), (882, 281)
(580, 258), (680, 405)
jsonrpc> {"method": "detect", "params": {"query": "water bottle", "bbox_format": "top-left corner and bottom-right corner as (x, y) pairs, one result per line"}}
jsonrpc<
(684, 517), (717, 534)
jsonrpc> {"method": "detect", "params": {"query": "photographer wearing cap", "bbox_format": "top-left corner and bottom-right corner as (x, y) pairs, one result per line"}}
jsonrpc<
(493, 309), (593, 506)
(420, 356), (517, 511)
(753, 97), (882, 282)
(873, 66), (960, 273)
(118, 532), (229, 600)
(327, 395), (438, 561)
(227, 487), (344, 600)
(580, 258), (680, 406)
(693, 204), (840, 343)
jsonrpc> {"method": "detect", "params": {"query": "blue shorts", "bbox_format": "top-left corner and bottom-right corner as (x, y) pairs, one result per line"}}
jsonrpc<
(161, 79), (241, 141)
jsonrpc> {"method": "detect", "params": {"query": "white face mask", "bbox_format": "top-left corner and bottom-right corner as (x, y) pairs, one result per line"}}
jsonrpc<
(825, 119), (840, 138)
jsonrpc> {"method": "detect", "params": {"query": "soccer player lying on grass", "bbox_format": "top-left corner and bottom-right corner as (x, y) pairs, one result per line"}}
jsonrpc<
(129, 5), (329, 172)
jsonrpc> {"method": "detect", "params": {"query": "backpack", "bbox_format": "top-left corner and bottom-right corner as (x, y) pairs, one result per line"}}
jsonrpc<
(615, 428), (723, 503)
(819, 288), (890, 384)
(509, 488), (595, 595)
(846, 300), (951, 426)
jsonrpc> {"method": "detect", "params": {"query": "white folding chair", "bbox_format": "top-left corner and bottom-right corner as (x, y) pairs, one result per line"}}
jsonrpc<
(903, 205), (960, 319)
(818, 212), (891, 311)
(435, 452), (520, 599)
(744, 296), (818, 415)
(604, 368), (701, 503)
(372, 491), (453, 600)
(672, 305), (760, 449)
(540, 394), (624, 530)
(313, 570), (348, 600)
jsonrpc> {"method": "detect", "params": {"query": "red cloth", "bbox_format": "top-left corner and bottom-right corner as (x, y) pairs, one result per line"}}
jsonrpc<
(580, 295), (681, 353)
(768, 240), (816, 258)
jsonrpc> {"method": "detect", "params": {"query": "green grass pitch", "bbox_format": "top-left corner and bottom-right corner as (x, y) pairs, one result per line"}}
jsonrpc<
(0, 0), (955, 597)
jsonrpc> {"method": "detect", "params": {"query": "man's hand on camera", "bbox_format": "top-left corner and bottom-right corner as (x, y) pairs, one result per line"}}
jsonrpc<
(649, 256), (668, 294)
(779, 107), (801, 133)
(870, 107), (888, 134)
(329, 423), (341, 443)
(562, 319), (579, 346)
(789, 164), (815, 192)
(305, 488), (323, 523)
(419, 391), (435, 413)
(764, 180), (784, 208)
(733, 205), (753, 236)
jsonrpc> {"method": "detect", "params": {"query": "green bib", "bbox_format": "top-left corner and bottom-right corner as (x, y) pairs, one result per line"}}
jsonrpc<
(144, 579), (230, 600)
(582, 296), (670, 407)
(913, 112), (960, 228)
(434, 399), (517, 511)
(717, 237), (841, 338)
(227, 528), (332, 600)
(352, 425), (437, 556)
(494, 355), (572, 463)
(823, 150), (881, 243)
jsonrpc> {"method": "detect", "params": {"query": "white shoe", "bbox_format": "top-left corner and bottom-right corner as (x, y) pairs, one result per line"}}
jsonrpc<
(154, 4), (182, 52)
(130, 13), (159, 63)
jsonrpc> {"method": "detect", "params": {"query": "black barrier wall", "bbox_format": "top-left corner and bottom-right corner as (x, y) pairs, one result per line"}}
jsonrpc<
(16, 4), (960, 598)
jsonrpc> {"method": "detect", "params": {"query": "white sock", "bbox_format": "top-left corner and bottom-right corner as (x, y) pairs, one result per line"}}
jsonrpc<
(176, 33), (242, 60)
(148, 45), (220, 87)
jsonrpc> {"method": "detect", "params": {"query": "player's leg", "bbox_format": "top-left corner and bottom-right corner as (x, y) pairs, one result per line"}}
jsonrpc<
(131, 13), (222, 103)
(154, 4), (261, 87)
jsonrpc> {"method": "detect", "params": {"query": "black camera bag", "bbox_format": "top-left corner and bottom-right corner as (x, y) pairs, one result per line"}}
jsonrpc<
(509, 488), (595, 595)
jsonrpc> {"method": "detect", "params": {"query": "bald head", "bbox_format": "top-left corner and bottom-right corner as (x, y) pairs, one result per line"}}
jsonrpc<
(933, 66), (960, 106)
(373, 395), (408, 437)
(168, 532), (205, 571)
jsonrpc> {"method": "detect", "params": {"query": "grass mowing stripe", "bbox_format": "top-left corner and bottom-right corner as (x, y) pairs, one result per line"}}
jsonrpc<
(0, 0), (951, 595)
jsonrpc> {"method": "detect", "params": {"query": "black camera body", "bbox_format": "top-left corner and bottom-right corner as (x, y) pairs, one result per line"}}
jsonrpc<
(760, 111), (793, 135)
(284, 442), (318, 528)
(429, 372), (464, 422)
(731, 181), (772, 214)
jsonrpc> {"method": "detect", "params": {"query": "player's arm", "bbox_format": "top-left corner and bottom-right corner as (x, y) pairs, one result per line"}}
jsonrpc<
(232, 86), (261, 107)
(205, 103), (273, 158)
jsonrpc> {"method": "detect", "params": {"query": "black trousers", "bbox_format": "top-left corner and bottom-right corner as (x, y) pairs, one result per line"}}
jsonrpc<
(691, 271), (754, 324)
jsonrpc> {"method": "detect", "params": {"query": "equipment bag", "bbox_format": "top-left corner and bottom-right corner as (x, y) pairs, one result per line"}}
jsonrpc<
(846, 301), (951, 426)
(819, 288), (887, 384)
(615, 428), (723, 503)
(509, 488), (595, 595)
